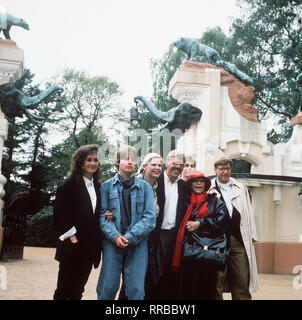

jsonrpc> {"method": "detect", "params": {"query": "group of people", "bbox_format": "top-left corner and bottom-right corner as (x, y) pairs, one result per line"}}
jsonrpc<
(52, 143), (258, 300)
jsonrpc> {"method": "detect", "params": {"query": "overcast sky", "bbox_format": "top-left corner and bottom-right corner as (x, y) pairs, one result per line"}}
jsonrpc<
(1, 0), (240, 107)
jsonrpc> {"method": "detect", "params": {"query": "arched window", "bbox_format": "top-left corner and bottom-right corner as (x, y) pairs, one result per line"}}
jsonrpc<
(231, 159), (252, 173)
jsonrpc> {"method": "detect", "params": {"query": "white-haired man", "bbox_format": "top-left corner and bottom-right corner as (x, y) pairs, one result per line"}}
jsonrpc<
(152, 150), (189, 299)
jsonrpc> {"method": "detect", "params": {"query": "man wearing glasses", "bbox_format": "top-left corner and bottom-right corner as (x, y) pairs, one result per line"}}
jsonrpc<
(208, 156), (259, 300)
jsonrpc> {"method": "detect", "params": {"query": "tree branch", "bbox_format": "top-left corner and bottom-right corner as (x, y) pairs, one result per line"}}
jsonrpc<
(257, 95), (293, 118)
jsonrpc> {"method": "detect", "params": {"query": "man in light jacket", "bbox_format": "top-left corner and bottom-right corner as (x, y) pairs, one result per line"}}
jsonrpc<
(208, 156), (258, 300)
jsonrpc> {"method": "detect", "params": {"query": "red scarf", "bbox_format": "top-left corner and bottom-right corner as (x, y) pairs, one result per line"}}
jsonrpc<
(171, 191), (209, 272)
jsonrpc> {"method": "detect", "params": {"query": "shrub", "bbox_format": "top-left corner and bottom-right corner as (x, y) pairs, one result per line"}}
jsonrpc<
(25, 206), (57, 247)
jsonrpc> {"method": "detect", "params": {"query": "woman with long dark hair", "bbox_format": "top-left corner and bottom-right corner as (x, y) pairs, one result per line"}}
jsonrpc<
(53, 144), (103, 300)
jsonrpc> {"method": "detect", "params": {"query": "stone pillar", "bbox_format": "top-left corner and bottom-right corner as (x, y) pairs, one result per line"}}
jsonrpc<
(0, 39), (24, 252)
(169, 62), (223, 173)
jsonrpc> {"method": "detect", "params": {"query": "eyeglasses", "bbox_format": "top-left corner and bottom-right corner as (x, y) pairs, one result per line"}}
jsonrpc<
(216, 166), (231, 172)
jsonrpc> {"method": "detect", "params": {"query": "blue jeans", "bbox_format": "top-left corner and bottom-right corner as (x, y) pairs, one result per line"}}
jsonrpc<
(97, 239), (148, 300)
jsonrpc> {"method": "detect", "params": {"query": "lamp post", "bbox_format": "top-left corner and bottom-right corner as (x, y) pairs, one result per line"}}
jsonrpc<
(52, 91), (65, 115)
(130, 98), (141, 127)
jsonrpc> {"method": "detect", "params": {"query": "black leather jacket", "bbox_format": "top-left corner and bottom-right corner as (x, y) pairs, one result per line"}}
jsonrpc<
(190, 193), (230, 238)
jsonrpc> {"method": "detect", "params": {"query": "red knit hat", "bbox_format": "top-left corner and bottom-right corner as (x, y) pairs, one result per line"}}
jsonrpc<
(186, 170), (211, 192)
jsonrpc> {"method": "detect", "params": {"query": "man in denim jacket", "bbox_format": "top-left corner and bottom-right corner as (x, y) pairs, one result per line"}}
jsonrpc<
(97, 146), (156, 300)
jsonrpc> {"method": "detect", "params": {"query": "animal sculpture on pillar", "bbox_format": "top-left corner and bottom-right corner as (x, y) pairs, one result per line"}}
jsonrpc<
(0, 83), (63, 123)
(0, 10), (29, 40)
(173, 37), (253, 85)
(134, 96), (202, 133)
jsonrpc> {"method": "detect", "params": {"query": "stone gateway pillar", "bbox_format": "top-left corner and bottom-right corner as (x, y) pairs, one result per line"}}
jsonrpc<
(0, 39), (24, 253)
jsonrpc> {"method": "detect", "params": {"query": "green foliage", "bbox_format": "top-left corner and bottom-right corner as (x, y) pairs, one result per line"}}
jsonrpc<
(24, 206), (57, 247)
(228, 0), (302, 142)
(51, 68), (126, 148)
(201, 27), (233, 61)
(48, 68), (126, 181)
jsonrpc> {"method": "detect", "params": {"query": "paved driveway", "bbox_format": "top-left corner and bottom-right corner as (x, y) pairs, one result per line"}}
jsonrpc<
(0, 247), (301, 300)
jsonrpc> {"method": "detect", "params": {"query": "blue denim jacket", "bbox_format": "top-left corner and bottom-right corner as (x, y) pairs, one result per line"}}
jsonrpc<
(99, 173), (156, 246)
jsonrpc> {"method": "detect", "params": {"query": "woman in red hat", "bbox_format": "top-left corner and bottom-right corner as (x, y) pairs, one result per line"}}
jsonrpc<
(171, 170), (229, 300)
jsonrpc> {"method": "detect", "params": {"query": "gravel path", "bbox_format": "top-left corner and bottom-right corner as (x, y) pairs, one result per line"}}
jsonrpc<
(0, 246), (301, 300)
